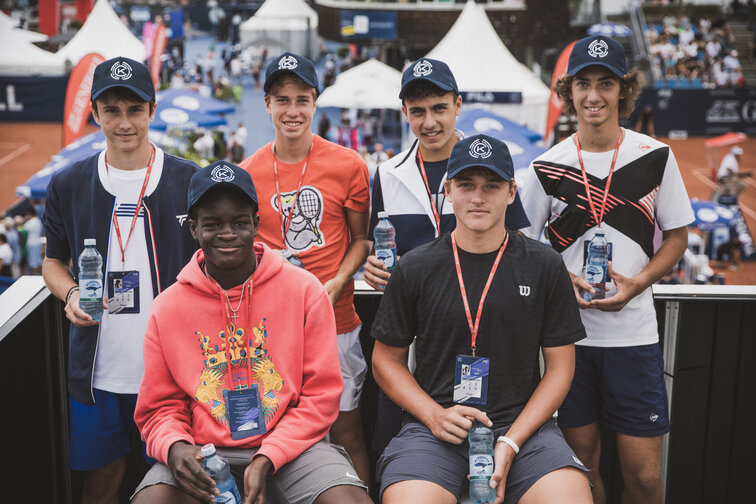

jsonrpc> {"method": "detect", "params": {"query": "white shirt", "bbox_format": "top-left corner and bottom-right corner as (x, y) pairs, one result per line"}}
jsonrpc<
(718, 153), (739, 179)
(23, 216), (43, 246)
(0, 243), (12, 266)
(92, 148), (164, 393)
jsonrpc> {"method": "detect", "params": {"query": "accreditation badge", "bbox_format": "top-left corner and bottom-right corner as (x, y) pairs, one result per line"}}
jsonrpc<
(223, 385), (267, 440)
(453, 355), (490, 406)
(106, 271), (140, 314)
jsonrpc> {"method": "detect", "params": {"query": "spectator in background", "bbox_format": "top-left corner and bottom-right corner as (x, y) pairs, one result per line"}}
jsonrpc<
(14, 215), (28, 274)
(2, 217), (21, 277)
(718, 146), (743, 181)
(318, 112), (332, 141)
(0, 234), (12, 277)
(234, 121), (248, 145)
(193, 128), (215, 162)
(227, 132), (245, 164)
(23, 208), (43, 275)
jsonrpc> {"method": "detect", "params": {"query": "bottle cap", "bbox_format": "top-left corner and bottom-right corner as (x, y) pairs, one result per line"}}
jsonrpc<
(377, 211), (389, 219)
(200, 443), (216, 458)
(84, 238), (96, 246)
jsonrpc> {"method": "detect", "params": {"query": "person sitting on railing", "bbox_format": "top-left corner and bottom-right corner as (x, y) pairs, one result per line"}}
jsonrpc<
(132, 162), (373, 504)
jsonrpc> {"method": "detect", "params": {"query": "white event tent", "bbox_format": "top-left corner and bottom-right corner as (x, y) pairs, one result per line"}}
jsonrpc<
(317, 59), (402, 110)
(425, 0), (550, 135)
(239, 0), (318, 58)
(0, 11), (48, 43)
(0, 26), (63, 75)
(54, 0), (146, 66)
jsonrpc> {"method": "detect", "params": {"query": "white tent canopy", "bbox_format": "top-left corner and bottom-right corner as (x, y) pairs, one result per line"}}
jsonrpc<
(240, 0), (318, 57)
(0, 11), (48, 43)
(0, 26), (63, 75)
(54, 0), (146, 66)
(318, 59), (402, 110)
(425, 0), (550, 135)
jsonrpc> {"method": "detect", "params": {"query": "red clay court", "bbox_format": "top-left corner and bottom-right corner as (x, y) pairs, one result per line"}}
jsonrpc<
(1, 123), (755, 284)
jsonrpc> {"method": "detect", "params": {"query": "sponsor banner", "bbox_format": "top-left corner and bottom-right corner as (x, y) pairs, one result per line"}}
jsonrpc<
(340, 10), (397, 40)
(63, 52), (105, 146)
(460, 91), (522, 104)
(632, 88), (756, 136)
(0, 75), (69, 122)
(151, 24), (167, 91)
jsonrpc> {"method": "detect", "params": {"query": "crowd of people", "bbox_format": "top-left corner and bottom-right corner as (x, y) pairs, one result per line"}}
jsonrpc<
(0, 204), (44, 279)
(646, 14), (744, 88)
(4, 31), (705, 504)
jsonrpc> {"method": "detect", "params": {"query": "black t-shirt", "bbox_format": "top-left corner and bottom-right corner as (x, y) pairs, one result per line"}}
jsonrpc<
(371, 232), (586, 427)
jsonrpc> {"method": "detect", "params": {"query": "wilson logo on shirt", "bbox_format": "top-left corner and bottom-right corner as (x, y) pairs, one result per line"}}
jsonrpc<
(519, 285), (531, 296)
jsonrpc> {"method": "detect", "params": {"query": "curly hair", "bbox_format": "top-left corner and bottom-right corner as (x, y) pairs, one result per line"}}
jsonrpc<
(553, 68), (643, 118)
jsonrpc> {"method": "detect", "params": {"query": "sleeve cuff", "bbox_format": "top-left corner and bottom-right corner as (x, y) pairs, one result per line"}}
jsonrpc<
(254, 443), (288, 473)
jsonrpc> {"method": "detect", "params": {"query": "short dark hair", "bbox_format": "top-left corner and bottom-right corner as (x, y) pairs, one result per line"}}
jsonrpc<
(554, 68), (643, 118)
(91, 87), (156, 114)
(401, 80), (459, 104)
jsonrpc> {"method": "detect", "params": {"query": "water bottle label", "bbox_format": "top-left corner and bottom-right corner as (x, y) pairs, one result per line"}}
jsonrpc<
(79, 279), (102, 300)
(376, 248), (397, 270)
(215, 489), (241, 503)
(469, 454), (494, 477)
(584, 264), (605, 284)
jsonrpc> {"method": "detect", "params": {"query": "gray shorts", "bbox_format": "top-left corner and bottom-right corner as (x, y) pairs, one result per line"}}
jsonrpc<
(131, 440), (367, 504)
(376, 418), (588, 504)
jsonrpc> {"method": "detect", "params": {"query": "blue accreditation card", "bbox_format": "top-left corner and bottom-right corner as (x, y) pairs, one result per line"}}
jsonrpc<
(453, 355), (489, 405)
(106, 271), (140, 314)
(224, 385), (267, 440)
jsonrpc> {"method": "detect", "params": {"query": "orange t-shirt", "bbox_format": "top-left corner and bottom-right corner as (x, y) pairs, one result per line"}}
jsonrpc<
(240, 135), (370, 333)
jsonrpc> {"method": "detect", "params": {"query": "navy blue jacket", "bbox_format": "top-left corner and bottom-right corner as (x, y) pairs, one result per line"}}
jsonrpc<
(43, 150), (199, 404)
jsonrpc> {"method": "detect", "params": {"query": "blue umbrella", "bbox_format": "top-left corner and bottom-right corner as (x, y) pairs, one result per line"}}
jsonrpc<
(457, 108), (542, 143)
(587, 23), (632, 38)
(456, 110), (546, 172)
(156, 88), (235, 115)
(689, 198), (736, 231)
(151, 103), (228, 130)
(16, 130), (182, 199)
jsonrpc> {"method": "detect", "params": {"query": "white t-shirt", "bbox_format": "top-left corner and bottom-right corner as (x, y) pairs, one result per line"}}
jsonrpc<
(23, 216), (43, 246)
(520, 129), (694, 347)
(92, 147), (164, 393)
(0, 242), (12, 265)
(718, 153), (739, 179)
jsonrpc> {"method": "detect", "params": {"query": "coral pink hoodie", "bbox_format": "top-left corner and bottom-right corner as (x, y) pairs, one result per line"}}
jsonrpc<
(134, 243), (343, 471)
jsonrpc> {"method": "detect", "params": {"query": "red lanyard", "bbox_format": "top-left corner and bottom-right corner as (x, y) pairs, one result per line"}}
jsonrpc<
(272, 144), (312, 247)
(573, 130), (622, 229)
(451, 231), (509, 356)
(105, 147), (155, 267)
(205, 262), (254, 391)
(417, 151), (442, 238)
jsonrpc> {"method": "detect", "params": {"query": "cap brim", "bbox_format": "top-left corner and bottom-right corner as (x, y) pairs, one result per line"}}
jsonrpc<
(91, 83), (154, 102)
(568, 61), (625, 79)
(263, 69), (319, 95)
(399, 77), (456, 99)
(448, 163), (513, 181)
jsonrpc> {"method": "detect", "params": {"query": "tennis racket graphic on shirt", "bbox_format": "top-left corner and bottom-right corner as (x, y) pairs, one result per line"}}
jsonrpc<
(297, 187), (323, 244)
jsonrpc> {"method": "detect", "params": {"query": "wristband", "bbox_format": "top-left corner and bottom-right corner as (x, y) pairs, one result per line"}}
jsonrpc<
(496, 435), (520, 455)
(65, 286), (79, 305)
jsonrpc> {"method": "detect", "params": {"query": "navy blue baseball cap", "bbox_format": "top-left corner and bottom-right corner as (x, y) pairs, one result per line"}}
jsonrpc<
(263, 52), (319, 94)
(187, 161), (258, 214)
(567, 35), (627, 78)
(399, 58), (458, 99)
(447, 134), (514, 181)
(91, 56), (155, 102)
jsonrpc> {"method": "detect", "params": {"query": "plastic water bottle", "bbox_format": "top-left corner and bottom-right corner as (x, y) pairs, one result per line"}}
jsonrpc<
(582, 230), (609, 302)
(373, 211), (397, 274)
(78, 238), (103, 321)
(468, 422), (496, 504)
(281, 249), (305, 268)
(201, 443), (242, 504)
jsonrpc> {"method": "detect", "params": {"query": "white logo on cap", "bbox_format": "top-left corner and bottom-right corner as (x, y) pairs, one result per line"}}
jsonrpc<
(110, 61), (133, 80)
(469, 139), (493, 159)
(413, 60), (433, 77)
(278, 55), (298, 70)
(211, 165), (235, 183)
(588, 39), (609, 58)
